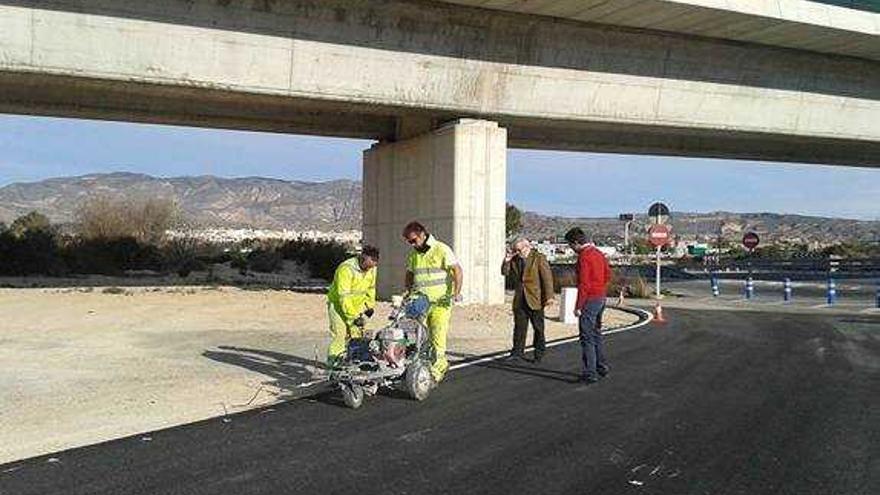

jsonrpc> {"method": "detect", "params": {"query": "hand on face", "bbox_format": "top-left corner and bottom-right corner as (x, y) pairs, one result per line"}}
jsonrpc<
(359, 256), (378, 271)
(509, 242), (528, 260)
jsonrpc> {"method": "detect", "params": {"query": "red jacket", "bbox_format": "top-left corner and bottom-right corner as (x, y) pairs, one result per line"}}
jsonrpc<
(576, 246), (612, 309)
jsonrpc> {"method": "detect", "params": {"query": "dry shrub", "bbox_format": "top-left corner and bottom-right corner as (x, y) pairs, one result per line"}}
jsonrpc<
(76, 195), (178, 244)
(162, 236), (204, 277)
(628, 274), (651, 298)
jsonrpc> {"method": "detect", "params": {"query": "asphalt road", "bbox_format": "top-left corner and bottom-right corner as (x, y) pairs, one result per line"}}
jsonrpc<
(2, 309), (878, 495)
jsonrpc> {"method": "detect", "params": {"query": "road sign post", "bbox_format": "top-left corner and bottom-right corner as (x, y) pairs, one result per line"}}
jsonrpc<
(656, 245), (661, 298)
(784, 278), (792, 302)
(647, 203), (670, 323)
(648, 223), (671, 300)
(742, 232), (759, 300)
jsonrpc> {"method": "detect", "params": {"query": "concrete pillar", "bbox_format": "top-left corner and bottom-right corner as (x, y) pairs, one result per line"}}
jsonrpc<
(363, 119), (506, 305)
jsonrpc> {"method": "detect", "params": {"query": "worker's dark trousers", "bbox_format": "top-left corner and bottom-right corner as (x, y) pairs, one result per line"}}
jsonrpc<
(512, 301), (546, 357)
(579, 298), (609, 380)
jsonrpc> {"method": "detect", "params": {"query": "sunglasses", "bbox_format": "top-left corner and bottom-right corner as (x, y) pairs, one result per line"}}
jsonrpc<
(406, 236), (420, 245)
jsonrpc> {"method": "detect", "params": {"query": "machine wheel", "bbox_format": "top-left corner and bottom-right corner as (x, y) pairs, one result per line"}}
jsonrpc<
(340, 382), (364, 409)
(405, 360), (433, 401)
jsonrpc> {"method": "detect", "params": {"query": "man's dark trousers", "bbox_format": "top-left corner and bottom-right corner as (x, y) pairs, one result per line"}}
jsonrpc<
(513, 299), (545, 358)
(579, 298), (609, 380)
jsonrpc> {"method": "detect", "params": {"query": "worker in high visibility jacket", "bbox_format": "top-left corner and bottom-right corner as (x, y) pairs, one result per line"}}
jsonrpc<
(402, 221), (463, 384)
(326, 245), (380, 368)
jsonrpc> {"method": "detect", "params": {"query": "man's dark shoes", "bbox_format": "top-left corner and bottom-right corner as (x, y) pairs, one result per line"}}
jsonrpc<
(533, 353), (544, 364)
(578, 375), (600, 386)
(598, 367), (609, 378)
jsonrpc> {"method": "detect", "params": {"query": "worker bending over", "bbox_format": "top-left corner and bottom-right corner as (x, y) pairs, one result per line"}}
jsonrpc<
(326, 245), (380, 368)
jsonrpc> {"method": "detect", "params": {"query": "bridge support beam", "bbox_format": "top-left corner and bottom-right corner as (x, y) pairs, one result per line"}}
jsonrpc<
(363, 119), (506, 304)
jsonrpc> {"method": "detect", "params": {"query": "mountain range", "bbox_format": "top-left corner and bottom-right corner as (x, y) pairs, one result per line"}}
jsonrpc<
(1, 173), (878, 246)
(0, 172), (361, 231)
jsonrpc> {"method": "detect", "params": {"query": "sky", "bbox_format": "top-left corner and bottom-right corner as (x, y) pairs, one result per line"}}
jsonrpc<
(1, 114), (878, 220)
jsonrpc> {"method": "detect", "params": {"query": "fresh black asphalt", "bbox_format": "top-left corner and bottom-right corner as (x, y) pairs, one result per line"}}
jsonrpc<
(2, 309), (878, 495)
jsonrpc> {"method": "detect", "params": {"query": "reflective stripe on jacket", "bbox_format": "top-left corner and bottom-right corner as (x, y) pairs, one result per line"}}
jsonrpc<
(407, 236), (457, 303)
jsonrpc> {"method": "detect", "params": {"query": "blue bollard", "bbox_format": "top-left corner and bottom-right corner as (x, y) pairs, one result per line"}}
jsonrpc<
(783, 278), (792, 302)
(745, 277), (754, 300)
(826, 277), (837, 306)
(711, 274), (719, 297)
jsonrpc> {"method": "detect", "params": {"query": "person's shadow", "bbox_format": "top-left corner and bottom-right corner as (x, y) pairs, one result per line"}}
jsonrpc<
(447, 351), (581, 383)
(202, 345), (331, 402)
(476, 359), (582, 383)
(205, 344), (432, 408)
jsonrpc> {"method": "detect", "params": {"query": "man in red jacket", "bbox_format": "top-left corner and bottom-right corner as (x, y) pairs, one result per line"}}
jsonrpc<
(565, 227), (612, 384)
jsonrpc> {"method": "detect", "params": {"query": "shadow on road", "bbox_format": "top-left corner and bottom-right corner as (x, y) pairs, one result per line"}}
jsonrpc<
(202, 345), (329, 401)
(458, 355), (581, 383)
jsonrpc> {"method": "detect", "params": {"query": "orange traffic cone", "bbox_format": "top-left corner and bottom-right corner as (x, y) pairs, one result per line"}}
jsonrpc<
(653, 303), (666, 324)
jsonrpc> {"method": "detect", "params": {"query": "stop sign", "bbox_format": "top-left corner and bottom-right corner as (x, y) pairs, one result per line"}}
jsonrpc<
(742, 232), (760, 250)
(648, 224), (671, 248)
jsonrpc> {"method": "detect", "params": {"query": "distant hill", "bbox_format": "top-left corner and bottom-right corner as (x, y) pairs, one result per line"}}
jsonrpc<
(0, 173), (361, 231)
(1, 173), (878, 246)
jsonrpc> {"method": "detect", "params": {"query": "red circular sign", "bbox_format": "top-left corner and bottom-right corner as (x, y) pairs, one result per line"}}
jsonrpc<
(648, 224), (671, 247)
(742, 232), (760, 250)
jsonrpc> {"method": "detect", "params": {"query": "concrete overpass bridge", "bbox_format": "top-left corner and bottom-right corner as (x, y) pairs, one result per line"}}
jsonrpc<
(1, 0), (878, 302)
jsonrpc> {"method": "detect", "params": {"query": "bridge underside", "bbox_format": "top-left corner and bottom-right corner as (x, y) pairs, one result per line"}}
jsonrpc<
(3, 71), (878, 167)
(2, 0), (879, 304)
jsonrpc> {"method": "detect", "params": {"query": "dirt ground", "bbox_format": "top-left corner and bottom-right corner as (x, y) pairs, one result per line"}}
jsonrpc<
(0, 287), (638, 464)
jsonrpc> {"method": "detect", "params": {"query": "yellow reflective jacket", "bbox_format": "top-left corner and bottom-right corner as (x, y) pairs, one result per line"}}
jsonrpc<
(327, 257), (376, 324)
(407, 235), (458, 304)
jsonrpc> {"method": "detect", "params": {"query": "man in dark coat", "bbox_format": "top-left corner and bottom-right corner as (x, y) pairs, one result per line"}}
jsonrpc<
(501, 237), (555, 363)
